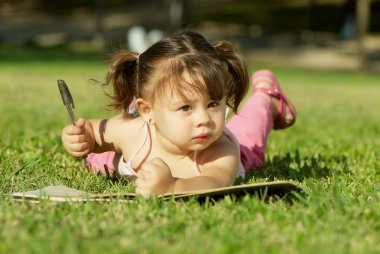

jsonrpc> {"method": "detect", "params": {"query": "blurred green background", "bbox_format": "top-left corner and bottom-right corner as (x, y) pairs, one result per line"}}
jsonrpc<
(1, 0), (380, 71)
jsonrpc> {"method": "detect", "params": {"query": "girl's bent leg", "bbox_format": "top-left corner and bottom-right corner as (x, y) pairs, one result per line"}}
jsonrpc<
(86, 152), (120, 176)
(226, 93), (273, 170)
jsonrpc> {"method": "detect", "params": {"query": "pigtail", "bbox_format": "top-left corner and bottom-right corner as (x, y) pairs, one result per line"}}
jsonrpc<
(104, 51), (139, 112)
(213, 41), (249, 113)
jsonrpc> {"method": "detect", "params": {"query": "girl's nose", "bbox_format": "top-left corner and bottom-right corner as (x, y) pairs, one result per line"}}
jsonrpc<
(195, 109), (211, 127)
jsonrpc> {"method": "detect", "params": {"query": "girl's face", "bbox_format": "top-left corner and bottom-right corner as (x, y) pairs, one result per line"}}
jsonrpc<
(151, 75), (226, 155)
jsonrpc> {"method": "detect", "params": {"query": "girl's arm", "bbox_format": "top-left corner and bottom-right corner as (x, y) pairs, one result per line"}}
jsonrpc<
(170, 146), (239, 192)
(87, 114), (129, 154)
(135, 140), (239, 196)
(62, 114), (138, 158)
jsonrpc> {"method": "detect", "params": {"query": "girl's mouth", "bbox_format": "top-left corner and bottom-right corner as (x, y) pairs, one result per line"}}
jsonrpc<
(193, 133), (211, 143)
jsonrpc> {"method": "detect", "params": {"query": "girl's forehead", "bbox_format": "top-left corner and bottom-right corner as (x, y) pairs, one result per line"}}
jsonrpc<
(155, 69), (208, 97)
(160, 84), (209, 104)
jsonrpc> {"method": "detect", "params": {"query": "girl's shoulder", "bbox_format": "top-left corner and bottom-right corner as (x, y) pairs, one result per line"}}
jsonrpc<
(109, 114), (144, 128)
(193, 132), (240, 182)
(197, 131), (240, 165)
(106, 114), (146, 141)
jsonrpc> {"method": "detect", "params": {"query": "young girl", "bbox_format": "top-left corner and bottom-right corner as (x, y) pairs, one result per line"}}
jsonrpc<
(61, 31), (296, 196)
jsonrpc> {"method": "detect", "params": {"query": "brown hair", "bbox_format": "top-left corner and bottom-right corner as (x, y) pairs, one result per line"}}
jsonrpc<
(103, 31), (248, 113)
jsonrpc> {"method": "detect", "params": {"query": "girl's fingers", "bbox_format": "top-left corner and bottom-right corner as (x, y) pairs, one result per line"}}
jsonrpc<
(135, 186), (150, 197)
(66, 142), (89, 153)
(76, 118), (86, 129)
(135, 177), (150, 197)
(66, 134), (87, 144)
(69, 150), (89, 158)
(64, 125), (84, 135)
(136, 173), (144, 182)
(137, 169), (148, 180)
(135, 179), (143, 190)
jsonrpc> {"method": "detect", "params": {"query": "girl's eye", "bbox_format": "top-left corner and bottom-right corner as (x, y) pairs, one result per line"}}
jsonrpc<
(179, 105), (191, 111)
(208, 101), (219, 108)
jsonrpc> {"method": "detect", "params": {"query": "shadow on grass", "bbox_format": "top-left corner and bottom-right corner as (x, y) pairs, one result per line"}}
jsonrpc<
(243, 150), (350, 183)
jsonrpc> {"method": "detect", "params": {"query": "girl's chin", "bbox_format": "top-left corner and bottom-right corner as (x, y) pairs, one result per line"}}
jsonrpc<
(190, 141), (213, 151)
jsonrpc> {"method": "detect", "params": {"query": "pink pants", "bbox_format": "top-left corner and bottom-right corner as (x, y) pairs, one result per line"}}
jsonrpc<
(86, 152), (117, 175)
(227, 93), (273, 170)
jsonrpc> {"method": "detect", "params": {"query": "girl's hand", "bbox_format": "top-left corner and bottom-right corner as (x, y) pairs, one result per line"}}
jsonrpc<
(61, 118), (91, 158)
(135, 158), (176, 197)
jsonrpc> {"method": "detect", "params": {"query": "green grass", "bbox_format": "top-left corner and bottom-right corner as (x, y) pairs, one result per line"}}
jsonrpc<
(1, 46), (380, 253)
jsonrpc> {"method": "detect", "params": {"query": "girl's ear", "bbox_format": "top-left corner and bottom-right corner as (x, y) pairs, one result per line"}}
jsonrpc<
(136, 98), (153, 124)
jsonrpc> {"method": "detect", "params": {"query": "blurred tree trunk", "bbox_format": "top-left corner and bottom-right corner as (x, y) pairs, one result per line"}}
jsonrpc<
(356, 0), (370, 70)
(309, 0), (318, 31)
(93, 0), (104, 48)
(94, 0), (104, 36)
(167, 0), (188, 30)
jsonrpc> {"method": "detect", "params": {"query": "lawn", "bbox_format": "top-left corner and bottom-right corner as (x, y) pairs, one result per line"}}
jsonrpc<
(0, 46), (379, 253)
